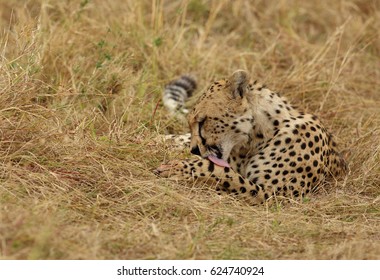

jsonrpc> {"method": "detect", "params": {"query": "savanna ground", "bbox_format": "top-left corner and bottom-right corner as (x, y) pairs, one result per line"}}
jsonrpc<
(0, 0), (379, 260)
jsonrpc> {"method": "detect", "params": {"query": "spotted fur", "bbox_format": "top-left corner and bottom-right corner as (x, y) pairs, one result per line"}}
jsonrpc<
(156, 70), (347, 205)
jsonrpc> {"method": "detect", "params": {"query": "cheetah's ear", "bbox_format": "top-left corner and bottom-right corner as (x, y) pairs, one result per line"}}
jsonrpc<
(229, 70), (249, 99)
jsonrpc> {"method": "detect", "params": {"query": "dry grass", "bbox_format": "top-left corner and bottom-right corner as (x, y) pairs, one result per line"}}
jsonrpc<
(0, 0), (379, 260)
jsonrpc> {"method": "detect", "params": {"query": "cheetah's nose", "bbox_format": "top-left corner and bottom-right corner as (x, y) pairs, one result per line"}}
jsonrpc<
(190, 146), (201, 156)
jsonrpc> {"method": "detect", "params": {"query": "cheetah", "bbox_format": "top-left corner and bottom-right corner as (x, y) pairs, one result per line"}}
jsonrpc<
(155, 70), (347, 205)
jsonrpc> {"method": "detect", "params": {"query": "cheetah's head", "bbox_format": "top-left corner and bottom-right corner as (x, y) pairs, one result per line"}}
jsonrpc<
(187, 70), (254, 166)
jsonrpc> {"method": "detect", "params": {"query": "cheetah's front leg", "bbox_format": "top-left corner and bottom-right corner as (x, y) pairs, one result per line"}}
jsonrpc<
(155, 158), (267, 205)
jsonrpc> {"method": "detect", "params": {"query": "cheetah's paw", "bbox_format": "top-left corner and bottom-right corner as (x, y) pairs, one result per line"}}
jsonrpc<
(154, 160), (190, 179)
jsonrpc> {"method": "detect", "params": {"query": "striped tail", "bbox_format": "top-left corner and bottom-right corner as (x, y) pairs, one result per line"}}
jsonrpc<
(163, 75), (197, 114)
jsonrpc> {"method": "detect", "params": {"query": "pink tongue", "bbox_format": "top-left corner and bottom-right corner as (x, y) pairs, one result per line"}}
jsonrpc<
(207, 155), (230, 168)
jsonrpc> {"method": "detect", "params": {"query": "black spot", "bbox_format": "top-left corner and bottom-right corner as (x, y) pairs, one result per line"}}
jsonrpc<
(197, 162), (203, 167)
(273, 120), (279, 126)
(308, 141), (314, 148)
(256, 133), (264, 138)
(239, 176), (245, 184)
(283, 170), (289, 175)
(293, 190), (299, 197)
(292, 129), (299, 135)
(296, 167), (303, 173)
(289, 151), (296, 157)
(240, 187), (247, 193)
(305, 132), (311, 138)
(264, 193), (269, 200)
(264, 174), (271, 180)
(207, 161), (215, 172)
(250, 190), (258, 196)
(314, 135), (319, 142)
(301, 143), (306, 149)
(305, 166), (311, 172)
(315, 147), (320, 154)
(272, 179), (278, 184)
(223, 181), (230, 188)
(285, 137), (292, 144)
(289, 162), (296, 167)
(304, 154), (310, 160)
(224, 167), (230, 172)
(313, 160), (318, 167)
(274, 140), (281, 146)
(290, 177), (297, 183)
